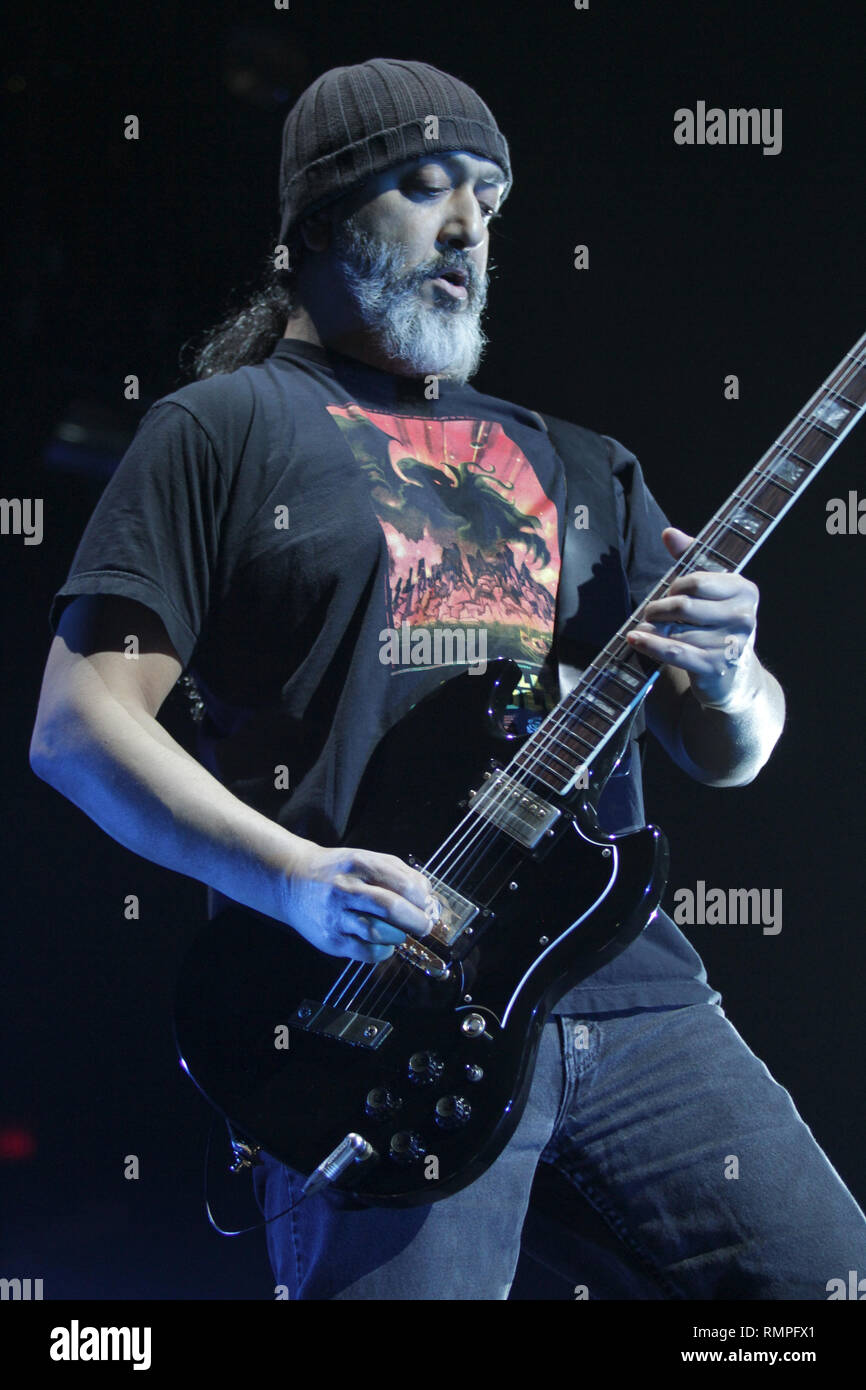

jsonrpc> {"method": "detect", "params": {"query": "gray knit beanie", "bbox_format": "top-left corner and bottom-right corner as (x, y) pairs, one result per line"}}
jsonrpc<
(278, 58), (512, 245)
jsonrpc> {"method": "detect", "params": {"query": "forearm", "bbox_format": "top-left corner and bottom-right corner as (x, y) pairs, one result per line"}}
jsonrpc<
(670, 658), (785, 787)
(31, 672), (306, 922)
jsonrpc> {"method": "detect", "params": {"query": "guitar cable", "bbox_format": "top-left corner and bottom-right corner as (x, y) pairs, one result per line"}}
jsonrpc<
(203, 1115), (304, 1237)
(203, 1115), (374, 1236)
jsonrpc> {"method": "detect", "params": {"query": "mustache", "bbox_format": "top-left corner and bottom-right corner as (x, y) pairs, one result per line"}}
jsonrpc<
(333, 217), (488, 306)
(412, 256), (482, 290)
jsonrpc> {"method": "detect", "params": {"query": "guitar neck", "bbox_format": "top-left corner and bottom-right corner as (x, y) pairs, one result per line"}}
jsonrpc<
(508, 332), (866, 799)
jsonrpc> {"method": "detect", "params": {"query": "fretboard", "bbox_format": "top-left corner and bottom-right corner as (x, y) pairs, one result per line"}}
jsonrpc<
(510, 331), (866, 797)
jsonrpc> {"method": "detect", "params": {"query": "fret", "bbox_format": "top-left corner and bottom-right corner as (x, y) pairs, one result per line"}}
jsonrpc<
(685, 550), (728, 572)
(813, 398), (854, 430)
(782, 423), (835, 464)
(569, 710), (613, 744)
(559, 725), (597, 755)
(580, 671), (636, 716)
(692, 536), (745, 569)
(682, 547), (729, 574)
(700, 529), (752, 565)
(694, 538), (739, 569)
(830, 355), (865, 382)
(531, 733), (575, 770)
(741, 472), (796, 512)
(797, 414), (837, 439)
(532, 753), (576, 789)
(722, 501), (773, 543)
(577, 689), (618, 723)
(840, 371), (866, 408)
(550, 708), (614, 758)
(785, 449), (817, 469)
(605, 656), (647, 695)
(520, 749), (571, 789)
(840, 362), (866, 402)
(476, 330), (866, 825)
(754, 468), (795, 496)
(544, 725), (593, 764)
(764, 453), (811, 487)
(732, 490), (774, 521)
(511, 766), (562, 798)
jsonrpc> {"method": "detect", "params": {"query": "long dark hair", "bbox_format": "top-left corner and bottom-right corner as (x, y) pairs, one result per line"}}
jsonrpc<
(180, 245), (303, 381)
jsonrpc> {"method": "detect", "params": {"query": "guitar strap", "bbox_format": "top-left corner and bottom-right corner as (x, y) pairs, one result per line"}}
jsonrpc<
(535, 410), (648, 833)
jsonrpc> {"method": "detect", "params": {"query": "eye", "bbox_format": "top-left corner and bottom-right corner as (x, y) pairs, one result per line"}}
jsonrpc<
(404, 177), (501, 223)
(406, 178), (449, 199)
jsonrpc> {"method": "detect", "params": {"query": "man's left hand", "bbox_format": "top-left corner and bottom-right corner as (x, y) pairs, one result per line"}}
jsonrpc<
(626, 526), (760, 712)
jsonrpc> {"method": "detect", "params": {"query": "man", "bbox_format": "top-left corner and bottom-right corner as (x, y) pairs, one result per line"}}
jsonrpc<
(31, 58), (866, 1299)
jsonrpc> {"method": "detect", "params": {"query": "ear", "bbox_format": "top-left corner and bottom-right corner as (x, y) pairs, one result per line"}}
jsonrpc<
(298, 212), (333, 253)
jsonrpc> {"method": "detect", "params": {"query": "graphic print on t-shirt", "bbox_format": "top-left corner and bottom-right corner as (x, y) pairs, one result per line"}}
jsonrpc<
(328, 404), (561, 677)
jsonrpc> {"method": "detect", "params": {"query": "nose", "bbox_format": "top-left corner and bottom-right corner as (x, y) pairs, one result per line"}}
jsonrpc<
(436, 187), (487, 253)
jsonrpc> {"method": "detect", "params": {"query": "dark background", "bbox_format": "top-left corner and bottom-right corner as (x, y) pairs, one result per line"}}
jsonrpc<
(2, 0), (863, 1299)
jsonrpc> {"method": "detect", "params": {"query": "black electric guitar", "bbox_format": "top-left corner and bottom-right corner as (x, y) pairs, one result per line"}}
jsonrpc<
(175, 333), (866, 1207)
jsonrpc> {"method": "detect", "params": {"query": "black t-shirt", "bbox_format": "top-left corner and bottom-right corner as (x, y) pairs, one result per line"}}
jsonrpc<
(51, 338), (720, 1013)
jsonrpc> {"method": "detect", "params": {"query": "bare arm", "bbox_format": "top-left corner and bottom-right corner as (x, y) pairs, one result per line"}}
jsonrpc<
(646, 659), (785, 787)
(30, 596), (432, 961)
(636, 527), (785, 786)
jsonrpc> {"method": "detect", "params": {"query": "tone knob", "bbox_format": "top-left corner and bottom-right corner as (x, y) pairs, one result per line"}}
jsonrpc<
(434, 1095), (472, 1130)
(389, 1131), (426, 1165)
(461, 1012), (487, 1037)
(365, 1087), (401, 1119)
(408, 1050), (444, 1085)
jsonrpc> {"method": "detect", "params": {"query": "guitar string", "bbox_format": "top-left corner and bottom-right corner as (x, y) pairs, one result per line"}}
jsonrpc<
(358, 351), (866, 1018)
(359, 362), (850, 964)
(351, 351), (866, 1019)
(410, 346), (866, 890)
(347, 359), (866, 1021)
(445, 347), (866, 821)
(322, 348), (866, 1017)
(335, 350), (865, 1017)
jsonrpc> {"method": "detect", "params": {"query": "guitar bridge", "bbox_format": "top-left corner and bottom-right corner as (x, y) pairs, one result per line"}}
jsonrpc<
(289, 1000), (392, 1049)
(395, 937), (451, 979)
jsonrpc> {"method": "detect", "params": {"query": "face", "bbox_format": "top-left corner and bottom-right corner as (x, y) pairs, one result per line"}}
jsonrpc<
(320, 151), (508, 382)
(351, 151), (505, 298)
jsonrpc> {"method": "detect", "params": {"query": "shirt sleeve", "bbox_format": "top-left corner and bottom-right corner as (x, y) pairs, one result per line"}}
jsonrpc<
(50, 399), (230, 668)
(603, 433), (673, 608)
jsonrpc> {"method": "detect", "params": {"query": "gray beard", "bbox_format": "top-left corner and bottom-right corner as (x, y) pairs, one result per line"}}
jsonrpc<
(332, 214), (489, 384)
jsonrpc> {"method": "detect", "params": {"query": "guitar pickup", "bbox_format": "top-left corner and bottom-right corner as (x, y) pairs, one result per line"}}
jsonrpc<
(468, 771), (561, 849)
(420, 872), (479, 949)
(289, 1000), (392, 1049)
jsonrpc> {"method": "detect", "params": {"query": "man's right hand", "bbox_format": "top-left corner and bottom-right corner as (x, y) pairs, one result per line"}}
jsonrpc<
(31, 595), (439, 967)
(277, 842), (436, 963)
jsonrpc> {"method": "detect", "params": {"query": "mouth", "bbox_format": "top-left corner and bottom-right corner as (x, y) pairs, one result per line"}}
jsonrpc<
(428, 268), (469, 300)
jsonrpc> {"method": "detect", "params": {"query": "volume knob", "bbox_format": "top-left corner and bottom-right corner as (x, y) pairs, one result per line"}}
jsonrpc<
(389, 1131), (426, 1165)
(408, 1050), (444, 1085)
(365, 1087), (401, 1119)
(434, 1095), (472, 1130)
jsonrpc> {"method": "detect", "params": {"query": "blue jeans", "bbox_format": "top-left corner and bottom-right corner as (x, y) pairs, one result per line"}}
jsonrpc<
(252, 1003), (866, 1299)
